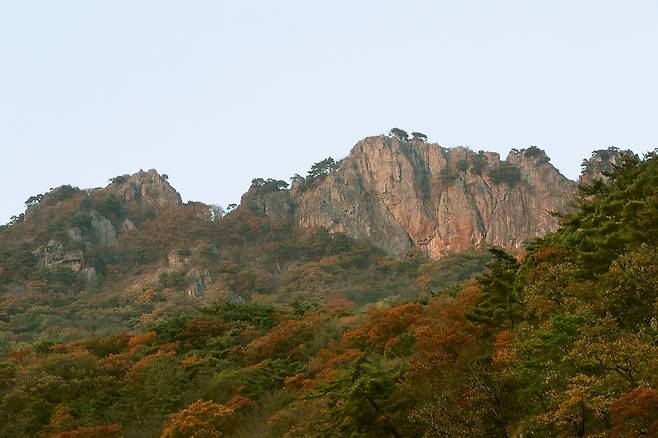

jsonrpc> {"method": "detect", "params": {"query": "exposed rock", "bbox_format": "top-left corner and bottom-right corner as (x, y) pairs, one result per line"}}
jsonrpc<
(68, 226), (83, 242)
(34, 241), (85, 272)
(185, 272), (207, 297)
(167, 250), (189, 269)
(90, 211), (118, 247)
(104, 169), (182, 206)
(120, 219), (136, 233)
(81, 267), (98, 283)
(579, 147), (635, 186)
(245, 136), (583, 258)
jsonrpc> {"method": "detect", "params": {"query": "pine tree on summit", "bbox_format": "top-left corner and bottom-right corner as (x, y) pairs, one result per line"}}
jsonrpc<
(389, 128), (409, 141)
(411, 131), (427, 142)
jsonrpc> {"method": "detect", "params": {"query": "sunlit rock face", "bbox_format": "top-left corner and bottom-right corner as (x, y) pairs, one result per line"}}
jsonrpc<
(579, 147), (634, 186)
(104, 169), (182, 206)
(246, 136), (584, 258)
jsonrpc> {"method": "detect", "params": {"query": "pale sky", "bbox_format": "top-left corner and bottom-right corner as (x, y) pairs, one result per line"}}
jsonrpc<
(1, 1), (657, 223)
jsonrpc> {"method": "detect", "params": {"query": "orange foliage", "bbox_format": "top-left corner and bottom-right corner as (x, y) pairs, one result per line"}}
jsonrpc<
(127, 331), (159, 351)
(245, 313), (328, 362)
(491, 330), (516, 372)
(531, 245), (567, 263)
(342, 303), (423, 352)
(9, 348), (33, 365)
(324, 296), (355, 313)
(161, 399), (235, 438)
(611, 387), (658, 437)
(128, 350), (176, 375)
(181, 318), (225, 347)
(99, 353), (133, 375)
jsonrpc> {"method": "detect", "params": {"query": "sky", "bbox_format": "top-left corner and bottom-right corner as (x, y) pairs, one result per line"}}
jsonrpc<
(1, 1), (657, 223)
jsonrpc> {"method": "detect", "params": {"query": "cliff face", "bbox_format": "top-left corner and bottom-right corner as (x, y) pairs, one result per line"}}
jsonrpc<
(22, 169), (182, 282)
(579, 147), (633, 186)
(246, 136), (582, 258)
(105, 169), (182, 206)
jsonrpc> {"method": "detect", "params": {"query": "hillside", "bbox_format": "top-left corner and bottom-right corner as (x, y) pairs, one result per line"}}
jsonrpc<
(0, 148), (655, 437)
(0, 164), (491, 350)
(0, 137), (628, 351)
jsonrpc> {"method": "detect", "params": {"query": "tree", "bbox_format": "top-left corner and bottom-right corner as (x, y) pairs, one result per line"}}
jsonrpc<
(314, 354), (403, 437)
(411, 132), (427, 142)
(250, 178), (288, 192)
(25, 194), (44, 207)
(161, 400), (235, 438)
(389, 128), (409, 142)
(307, 158), (339, 180)
(611, 388), (658, 437)
(290, 173), (304, 185)
(487, 162), (522, 186)
(469, 248), (521, 331)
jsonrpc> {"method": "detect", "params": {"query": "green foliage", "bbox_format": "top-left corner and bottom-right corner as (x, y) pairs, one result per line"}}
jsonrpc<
(250, 178), (289, 192)
(94, 194), (124, 220)
(469, 247), (521, 331)
(109, 175), (127, 184)
(471, 151), (488, 175)
(411, 131), (427, 142)
(158, 271), (188, 291)
(282, 157), (341, 193)
(438, 167), (460, 184)
(552, 150), (658, 275)
(25, 193), (44, 207)
(313, 354), (404, 437)
(1, 149), (657, 437)
(523, 146), (549, 162)
(389, 128), (409, 142)
(487, 162), (522, 186)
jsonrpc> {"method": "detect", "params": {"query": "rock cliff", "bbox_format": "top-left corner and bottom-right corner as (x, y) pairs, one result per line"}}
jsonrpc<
(579, 147), (634, 186)
(105, 169), (182, 206)
(244, 136), (622, 258)
(25, 169), (182, 283)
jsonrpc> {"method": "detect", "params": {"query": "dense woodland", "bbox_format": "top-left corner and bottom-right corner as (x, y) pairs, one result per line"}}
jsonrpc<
(1, 150), (657, 437)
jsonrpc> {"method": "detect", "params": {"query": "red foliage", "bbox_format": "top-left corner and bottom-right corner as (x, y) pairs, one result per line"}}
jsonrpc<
(342, 303), (423, 352)
(51, 423), (122, 438)
(181, 318), (226, 347)
(611, 387), (658, 437)
(245, 313), (327, 362)
(127, 331), (159, 353)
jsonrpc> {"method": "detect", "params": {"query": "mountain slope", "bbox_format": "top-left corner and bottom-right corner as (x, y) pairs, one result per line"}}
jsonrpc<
(1, 148), (655, 438)
(0, 167), (493, 349)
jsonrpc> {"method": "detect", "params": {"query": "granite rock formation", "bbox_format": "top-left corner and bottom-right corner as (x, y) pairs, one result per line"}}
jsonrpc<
(244, 136), (624, 258)
(105, 169), (182, 206)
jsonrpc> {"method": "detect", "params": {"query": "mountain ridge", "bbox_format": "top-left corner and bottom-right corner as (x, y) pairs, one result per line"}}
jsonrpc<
(244, 135), (628, 258)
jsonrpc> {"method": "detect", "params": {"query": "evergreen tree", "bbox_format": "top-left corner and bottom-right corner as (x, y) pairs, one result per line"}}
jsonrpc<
(469, 247), (521, 332)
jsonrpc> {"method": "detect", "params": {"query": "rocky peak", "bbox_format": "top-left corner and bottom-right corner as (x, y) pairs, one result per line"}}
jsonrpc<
(579, 147), (634, 186)
(104, 169), (182, 206)
(247, 135), (578, 258)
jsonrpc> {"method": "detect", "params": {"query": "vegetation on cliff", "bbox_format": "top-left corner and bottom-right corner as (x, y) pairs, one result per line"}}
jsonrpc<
(0, 150), (656, 436)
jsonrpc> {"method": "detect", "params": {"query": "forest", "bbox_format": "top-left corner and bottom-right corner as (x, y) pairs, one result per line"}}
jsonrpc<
(0, 150), (657, 437)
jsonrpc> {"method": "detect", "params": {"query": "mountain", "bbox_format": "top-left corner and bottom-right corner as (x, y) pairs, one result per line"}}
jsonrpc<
(1, 147), (655, 438)
(0, 137), (627, 349)
(0, 166), (492, 348)
(245, 135), (624, 258)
